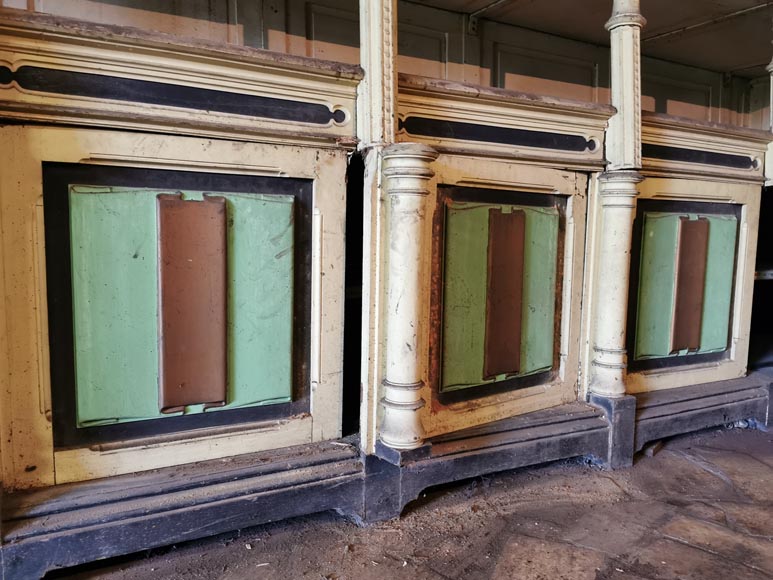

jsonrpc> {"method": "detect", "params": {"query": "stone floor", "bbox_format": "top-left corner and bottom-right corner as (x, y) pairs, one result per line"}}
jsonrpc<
(55, 426), (773, 580)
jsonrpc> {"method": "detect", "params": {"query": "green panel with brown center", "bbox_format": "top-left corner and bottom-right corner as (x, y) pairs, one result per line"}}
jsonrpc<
(70, 187), (294, 427)
(633, 210), (738, 362)
(441, 200), (559, 393)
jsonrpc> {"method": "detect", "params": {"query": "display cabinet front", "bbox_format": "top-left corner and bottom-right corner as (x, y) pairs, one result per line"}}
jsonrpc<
(423, 157), (588, 437)
(363, 75), (613, 445)
(625, 177), (759, 393)
(0, 127), (347, 487)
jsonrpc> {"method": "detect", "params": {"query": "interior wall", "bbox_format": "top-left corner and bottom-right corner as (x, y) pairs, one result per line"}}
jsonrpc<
(392, 2), (764, 128)
(1, 0), (264, 46)
(749, 76), (771, 132)
(2, 0), (767, 128)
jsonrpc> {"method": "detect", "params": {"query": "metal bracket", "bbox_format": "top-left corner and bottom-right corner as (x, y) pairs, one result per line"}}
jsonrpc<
(467, 0), (513, 36)
(468, 14), (480, 35)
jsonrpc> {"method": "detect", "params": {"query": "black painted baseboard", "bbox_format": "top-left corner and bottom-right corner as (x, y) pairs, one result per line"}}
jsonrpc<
(1, 440), (365, 579)
(366, 402), (610, 521)
(2, 373), (771, 578)
(633, 372), (772, 451)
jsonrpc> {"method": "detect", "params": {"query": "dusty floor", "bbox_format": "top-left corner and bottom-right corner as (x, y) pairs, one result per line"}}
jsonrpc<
(56, 427), (773, 580)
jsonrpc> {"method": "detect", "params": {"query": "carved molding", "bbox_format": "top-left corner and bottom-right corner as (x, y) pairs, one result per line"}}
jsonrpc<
(398, 74), (613, 169)
(0, 12), (360, 145)
(642, 112), (769, 182)
(357, 0), (397, 147)
(607, 27), (642, 169)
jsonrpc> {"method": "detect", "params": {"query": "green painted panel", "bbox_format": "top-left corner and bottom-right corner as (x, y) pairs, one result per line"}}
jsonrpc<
(70, 187), (160, 426)
(220, 193), (294, 409)
(634, 211), (739, 361)
(520, 207), (559, 375)
(634, 213), (680, 360)
(441, 203), (489, 391)
(70, 187), (295, 427)
(441, 202), (559, 392)
(699, 215), (738, 353)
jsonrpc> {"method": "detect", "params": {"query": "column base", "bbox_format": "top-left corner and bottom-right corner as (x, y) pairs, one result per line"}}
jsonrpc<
(589, 392), (636, 469)
(375, 439), (431, 466)
(359, 402), (610, 523)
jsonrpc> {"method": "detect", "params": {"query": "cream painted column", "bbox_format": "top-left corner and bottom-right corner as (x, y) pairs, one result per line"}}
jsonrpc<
(589, 0), (646, 397)
(357, 0), (400, 453)
(357, 0), (439, 451)
(605, 0), (645, 171)
(590, 170), (643, 396)
(379, 143), (438, 449)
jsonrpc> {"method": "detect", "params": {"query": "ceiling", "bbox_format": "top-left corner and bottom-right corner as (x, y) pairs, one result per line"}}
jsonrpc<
(408, 0), (773, 78)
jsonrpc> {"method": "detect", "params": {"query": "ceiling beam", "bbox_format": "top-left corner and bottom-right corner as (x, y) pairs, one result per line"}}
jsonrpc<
(642, 1), (773, 43)
(727, 61), (770, 75)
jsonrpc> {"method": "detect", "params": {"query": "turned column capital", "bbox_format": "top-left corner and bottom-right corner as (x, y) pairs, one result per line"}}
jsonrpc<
(606, 0), (646, 30)
(598, 170), (644, 185)
(598, 170), (644, 207)
(382, 144), (439, 181)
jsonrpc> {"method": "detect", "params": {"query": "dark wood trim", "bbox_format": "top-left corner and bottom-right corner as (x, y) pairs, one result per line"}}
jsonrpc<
(399, 116), (595, 152)
(368, 402), (610, 518)
(642, 143), (756, 170)
(0, 65), (346, 124)
(634, 373), (772, 451)
(2, 440), (364, 580)
(3, 377), (771, 577)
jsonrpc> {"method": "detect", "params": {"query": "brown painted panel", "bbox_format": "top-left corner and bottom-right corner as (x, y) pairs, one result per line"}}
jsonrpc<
(158, 194), (227, 413)
(483, 208), (526, 378)
(671, 217), (709, 353)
